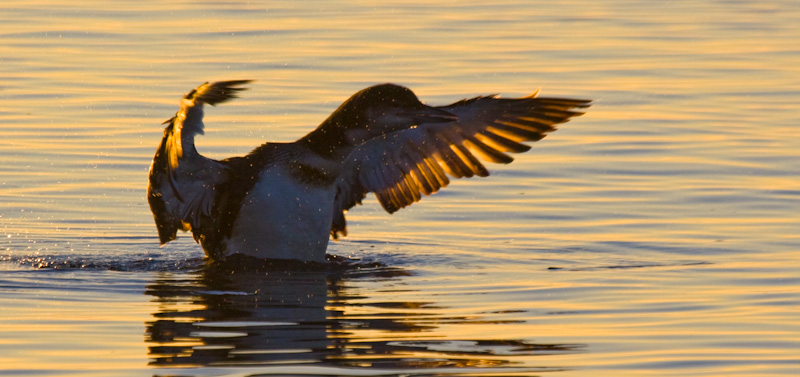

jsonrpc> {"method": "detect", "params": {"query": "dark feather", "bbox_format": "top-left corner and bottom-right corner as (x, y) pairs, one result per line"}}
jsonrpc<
(331, 91), (590, 236)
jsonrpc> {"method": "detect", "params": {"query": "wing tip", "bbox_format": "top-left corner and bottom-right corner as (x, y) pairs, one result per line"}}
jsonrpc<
(190, 80), (254, 106)
(524, 88), (541, 98)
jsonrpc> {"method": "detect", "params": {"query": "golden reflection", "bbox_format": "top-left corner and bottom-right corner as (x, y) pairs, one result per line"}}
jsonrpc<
(144, 262), (582, 371)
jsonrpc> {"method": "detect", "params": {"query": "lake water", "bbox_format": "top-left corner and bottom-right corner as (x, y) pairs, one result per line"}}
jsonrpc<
(1, 1), (799, 376)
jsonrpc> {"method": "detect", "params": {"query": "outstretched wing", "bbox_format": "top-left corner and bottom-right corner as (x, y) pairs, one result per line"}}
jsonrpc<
(147, 80), (251, 244)
(330, 92), (590, 238)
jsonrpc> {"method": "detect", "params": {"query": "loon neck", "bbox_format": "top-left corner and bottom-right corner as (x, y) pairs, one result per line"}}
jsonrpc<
(299, 125), (349, 160)
(298, 108), (367, 160)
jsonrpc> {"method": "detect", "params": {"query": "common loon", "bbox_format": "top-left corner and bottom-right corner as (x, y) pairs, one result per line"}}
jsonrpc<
(148, 80), (590, 262)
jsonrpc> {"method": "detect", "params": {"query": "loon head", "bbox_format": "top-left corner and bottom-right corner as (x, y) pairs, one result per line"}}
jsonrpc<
(337, 84), (457, 144)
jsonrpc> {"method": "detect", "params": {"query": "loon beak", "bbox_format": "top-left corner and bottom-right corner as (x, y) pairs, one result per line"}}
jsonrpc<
(408, 106), (458, 124)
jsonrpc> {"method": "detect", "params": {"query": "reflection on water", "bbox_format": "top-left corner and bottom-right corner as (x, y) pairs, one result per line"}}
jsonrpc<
(144, 262), (581, 374)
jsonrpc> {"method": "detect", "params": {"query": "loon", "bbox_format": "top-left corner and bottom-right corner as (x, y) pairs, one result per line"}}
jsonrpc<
(148, 80), (590, 263)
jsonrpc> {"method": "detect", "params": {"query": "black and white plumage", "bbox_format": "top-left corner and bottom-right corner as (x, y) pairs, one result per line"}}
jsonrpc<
(147, 80), (590, 262)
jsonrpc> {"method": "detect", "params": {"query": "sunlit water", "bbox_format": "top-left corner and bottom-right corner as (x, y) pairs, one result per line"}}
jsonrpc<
(1, 1), (799, 376)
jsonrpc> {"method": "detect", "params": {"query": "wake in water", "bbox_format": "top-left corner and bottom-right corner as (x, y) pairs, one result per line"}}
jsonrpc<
(0, 248), (393, 273)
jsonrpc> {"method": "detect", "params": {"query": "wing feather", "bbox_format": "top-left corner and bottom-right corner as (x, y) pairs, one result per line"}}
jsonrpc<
(330, 91), (590, 238)
(147, 80), (251, 244)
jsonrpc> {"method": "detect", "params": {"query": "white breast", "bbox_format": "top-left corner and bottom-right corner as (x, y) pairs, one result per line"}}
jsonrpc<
(223, 165), (336, 262)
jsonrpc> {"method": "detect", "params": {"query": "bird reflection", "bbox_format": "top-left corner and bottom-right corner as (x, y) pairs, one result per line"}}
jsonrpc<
(144, 259), (581, 371)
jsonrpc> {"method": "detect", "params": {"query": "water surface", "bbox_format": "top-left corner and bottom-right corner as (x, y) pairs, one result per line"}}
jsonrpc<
(1, 1), (799, 376)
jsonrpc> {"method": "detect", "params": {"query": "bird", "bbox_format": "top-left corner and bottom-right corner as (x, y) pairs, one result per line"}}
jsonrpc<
(147, 80), (590, 263)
